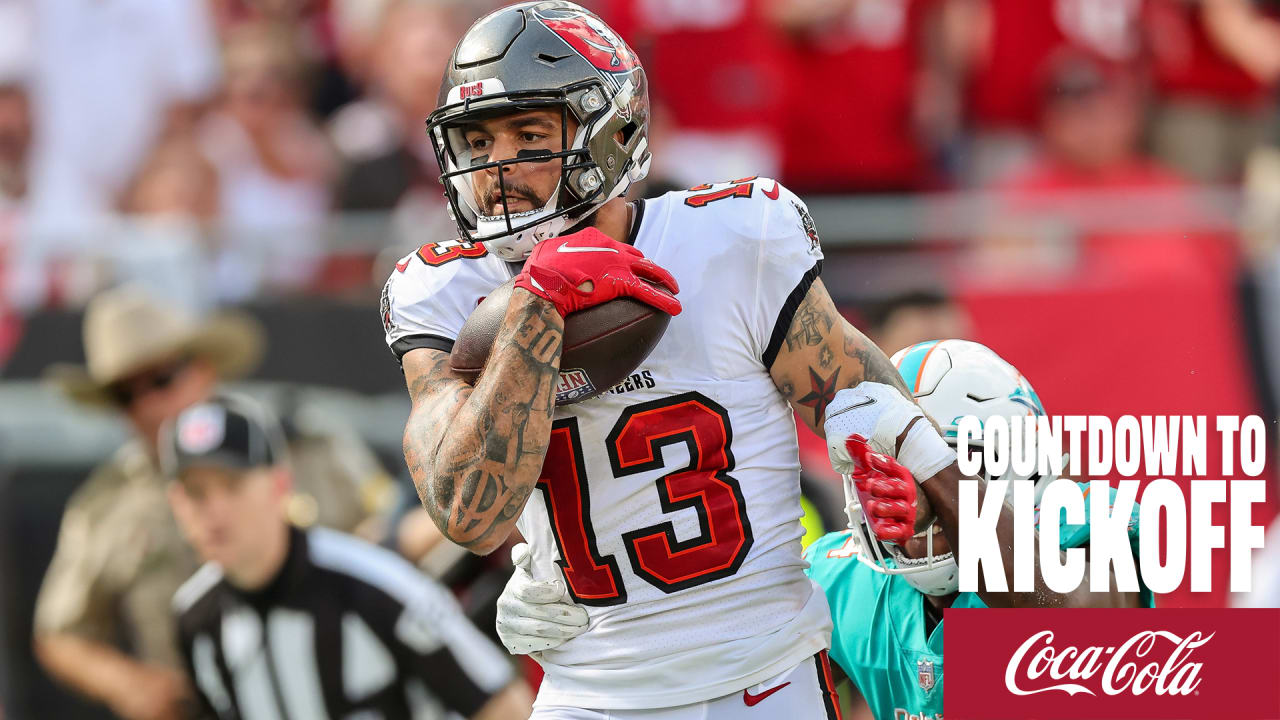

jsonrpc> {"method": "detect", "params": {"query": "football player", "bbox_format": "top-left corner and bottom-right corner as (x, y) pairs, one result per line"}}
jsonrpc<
(805, 340), (1154, 720)
(382, 2), (927, 717)
(495, 339), (1154, 719)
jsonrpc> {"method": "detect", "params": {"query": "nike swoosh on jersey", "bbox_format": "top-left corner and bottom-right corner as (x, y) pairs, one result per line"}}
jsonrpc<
(762, 181), (780, 200)
(556, 245), (620, 253)
(743, 681), (791, 706)
(826, 397), (876, 420)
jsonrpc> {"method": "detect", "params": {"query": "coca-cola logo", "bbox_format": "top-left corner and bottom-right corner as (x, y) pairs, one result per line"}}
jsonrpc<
(1004, 630), (1213, 697)
(946, 609), (1280, 719)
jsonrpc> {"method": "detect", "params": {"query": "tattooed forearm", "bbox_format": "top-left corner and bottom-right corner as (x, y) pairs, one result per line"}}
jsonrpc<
(770, 278), (912, 432)
(402, 289), (564, 554)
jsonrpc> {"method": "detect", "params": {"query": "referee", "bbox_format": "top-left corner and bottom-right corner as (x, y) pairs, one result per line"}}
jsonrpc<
(161, 394), (532, 719)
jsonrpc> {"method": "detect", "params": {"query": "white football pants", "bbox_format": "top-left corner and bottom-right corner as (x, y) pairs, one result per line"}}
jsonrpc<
(529, 652), (842, 720)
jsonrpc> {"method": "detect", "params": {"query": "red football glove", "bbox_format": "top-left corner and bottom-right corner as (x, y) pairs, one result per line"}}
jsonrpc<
(846, 434), (918, 545)
(513, 229), (682, 317)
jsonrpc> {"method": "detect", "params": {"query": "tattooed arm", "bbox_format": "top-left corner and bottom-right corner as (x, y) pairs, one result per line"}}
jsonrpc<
(770, 281), (1141, 607)
(401, 289), (564, 555)
(769, 277), (912, 435)
(768, 277), (937, 529)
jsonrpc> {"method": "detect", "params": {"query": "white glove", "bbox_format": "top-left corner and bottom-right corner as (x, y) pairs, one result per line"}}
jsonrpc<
(824, 381), (955, 483)
(495, 543), (589, 655)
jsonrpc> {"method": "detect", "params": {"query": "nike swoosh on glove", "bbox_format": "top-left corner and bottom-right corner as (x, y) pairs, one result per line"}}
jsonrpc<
(845, 436), (918, 544)
(495, 543), (589, 655)
(824, 381), (955, 484)
(513, 228), (682, 317)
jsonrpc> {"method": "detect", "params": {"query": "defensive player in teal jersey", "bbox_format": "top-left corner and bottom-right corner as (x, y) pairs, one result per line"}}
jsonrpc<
(805, 340), (1153, 720)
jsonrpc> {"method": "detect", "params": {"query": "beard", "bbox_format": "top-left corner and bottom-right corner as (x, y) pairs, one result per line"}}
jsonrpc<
(479, 181), (550, 217)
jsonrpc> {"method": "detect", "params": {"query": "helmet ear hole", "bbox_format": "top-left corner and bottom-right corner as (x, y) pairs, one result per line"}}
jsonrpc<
(618, 121), (639, 146)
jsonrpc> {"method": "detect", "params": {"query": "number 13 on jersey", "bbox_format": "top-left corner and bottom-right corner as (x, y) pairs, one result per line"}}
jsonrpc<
(536, 392), (755, 606)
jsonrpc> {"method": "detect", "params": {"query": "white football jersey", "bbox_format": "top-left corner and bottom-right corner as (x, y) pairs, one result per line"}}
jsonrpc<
(383, 177), (832, 709)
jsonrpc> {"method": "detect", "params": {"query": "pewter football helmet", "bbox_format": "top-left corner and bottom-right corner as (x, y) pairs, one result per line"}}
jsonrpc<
(427, 2), (651, 261)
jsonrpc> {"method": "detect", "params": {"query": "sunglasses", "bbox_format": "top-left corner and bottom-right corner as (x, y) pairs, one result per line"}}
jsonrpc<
(108, 358), (191, 406)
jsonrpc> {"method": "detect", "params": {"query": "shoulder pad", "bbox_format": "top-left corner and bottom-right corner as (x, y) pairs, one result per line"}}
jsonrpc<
(668, 177), (819, 249)
(383, 239), (511, 354)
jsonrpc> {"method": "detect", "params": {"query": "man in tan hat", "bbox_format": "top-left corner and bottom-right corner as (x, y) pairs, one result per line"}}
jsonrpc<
(34, 285), (391, 720)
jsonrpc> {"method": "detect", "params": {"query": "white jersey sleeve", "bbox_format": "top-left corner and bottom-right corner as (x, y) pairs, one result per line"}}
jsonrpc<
(741, 179), (825, 369)
(673, 177), (824, 367)
(380, 239), (513, 364)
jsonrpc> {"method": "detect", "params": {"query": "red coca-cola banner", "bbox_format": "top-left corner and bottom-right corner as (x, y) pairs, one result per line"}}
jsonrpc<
(946, 608), (1280, 719)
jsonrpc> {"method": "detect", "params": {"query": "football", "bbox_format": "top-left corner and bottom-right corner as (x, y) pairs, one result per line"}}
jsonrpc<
(450, 277), (673, 405)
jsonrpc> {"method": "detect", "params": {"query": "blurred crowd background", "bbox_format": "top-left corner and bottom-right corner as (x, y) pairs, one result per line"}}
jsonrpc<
(1, 0), (1279, 718)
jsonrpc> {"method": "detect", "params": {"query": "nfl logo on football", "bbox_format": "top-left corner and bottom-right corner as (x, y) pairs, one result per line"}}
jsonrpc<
(555, 369), (597, 404)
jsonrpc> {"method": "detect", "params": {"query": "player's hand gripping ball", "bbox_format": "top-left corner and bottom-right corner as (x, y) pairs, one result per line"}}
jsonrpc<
(844, 435), (919, 545)
(513, 228), (682, 317)
(452, 229), (682, 405)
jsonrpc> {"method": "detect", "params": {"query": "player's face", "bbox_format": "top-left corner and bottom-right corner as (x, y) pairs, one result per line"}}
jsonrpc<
(461, 109), (577, 217)
(898, 522), (952, 560)
(170, 466), (286, 579)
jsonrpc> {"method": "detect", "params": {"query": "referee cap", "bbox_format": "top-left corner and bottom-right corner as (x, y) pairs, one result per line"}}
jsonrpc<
(160, 394), (288, 478)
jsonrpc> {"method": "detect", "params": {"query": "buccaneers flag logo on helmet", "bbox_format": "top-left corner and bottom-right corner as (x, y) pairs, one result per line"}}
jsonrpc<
(535, 8), (639, 73)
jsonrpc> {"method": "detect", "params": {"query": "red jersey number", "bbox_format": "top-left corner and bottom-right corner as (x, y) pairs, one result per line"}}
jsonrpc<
(684, 177), (758, 208)
(535, 392), (754, 605)
(416, 240), (488, 266)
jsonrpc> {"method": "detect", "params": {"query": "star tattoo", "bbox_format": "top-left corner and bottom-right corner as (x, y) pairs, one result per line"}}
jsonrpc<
(819, 345), (834, 368)
(797, 366), (840, 422)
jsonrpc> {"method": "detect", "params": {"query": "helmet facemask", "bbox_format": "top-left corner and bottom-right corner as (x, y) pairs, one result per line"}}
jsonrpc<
(841, 473), (960, 596)
(840, 338), (1067, 596)
(839, 425), (1062, 597)
(427, 77), (649, 261)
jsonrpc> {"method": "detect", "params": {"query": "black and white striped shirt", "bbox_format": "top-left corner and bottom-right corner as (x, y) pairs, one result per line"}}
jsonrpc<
(174, 526), (513, 720)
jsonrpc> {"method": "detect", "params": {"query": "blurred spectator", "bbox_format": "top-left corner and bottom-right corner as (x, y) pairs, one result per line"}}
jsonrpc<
(0, 84), (27, 212)
(17, 0), (220, 308)
(0, 73), (30, 369)
(1145, 0), (1280, 183)
(860, 288), (973, 354)
(122, 139), (220, 223)
(775, 0), (939, 193)
(164, 395), (533, 719)
(329, 0), (390, 85)
(199, 21), (335, 300)
(1242, 143), (1280, 419)
(949, 0), (1145, 185)
(113, 137), (220, 313)
(601, 0), (790, 185)
(977, 52), (1233, 280)
(328, 0), (461, 213)
(212, 0), (320, 24)
(211, 0), (363, 118)
(33, 286), (388, 719)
